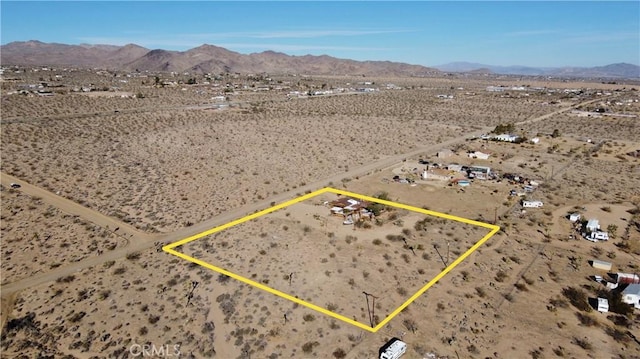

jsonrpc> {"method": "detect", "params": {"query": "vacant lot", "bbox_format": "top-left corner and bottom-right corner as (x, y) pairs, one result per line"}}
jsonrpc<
(2, 72), (638, 358)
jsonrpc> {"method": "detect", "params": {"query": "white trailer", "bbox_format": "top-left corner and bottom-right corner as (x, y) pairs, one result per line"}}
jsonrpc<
(522, 200), (543, 208)
(596, 297), (609, 313)
(380, 338), (406, 359)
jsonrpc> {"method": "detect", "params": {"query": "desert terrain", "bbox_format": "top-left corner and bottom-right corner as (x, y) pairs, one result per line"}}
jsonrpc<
(1, 67), (639, 358)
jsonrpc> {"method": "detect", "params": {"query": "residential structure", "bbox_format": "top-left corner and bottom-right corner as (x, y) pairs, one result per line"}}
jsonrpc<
(621, 284), (640, 309)
(468, 165), (491, 179)
(586, 219), (600, 232)
(495, 134), (519, 142)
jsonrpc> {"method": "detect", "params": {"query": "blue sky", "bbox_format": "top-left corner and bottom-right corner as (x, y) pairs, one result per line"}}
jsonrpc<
(1, 1), (638, 67)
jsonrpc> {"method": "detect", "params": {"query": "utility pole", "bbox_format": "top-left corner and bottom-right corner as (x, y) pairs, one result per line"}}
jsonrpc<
(446, 241), (450, 266)
(363, 291), (379, 328)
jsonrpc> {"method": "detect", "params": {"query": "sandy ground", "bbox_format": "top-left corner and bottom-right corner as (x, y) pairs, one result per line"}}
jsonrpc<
(1, 73), (639, 358)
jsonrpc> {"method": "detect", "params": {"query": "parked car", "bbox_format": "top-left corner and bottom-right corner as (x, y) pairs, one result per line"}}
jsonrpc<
(10, 183), (21, 189)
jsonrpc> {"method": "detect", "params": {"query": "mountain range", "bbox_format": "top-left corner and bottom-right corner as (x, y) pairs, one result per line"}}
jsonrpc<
(1, 41), (638, 79)
(434, 61), (639, 79)
(0, 40), (437, 77)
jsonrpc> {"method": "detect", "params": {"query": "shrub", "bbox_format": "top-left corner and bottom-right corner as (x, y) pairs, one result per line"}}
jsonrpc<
(495, 270), (508, 282)
(332, 348), (346, 358)
(572, 337), (592, 350)
(302, 341), (319, 353)
(576, 312), (598, 327)
(605, 327), (630, 344)
(562, 287), (591, 312)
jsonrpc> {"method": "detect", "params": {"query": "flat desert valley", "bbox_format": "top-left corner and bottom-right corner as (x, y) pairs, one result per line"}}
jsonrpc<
(1, 68), (640, 358)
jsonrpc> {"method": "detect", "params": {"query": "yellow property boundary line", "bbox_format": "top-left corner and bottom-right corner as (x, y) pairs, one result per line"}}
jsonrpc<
(163, 187), (500, 332)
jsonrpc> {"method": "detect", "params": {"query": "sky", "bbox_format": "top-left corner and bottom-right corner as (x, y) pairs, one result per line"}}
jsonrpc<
(1, 1), (638, 68)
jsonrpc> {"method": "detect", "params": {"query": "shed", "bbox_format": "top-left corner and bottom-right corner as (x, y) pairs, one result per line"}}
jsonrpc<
(437, 149), (453, 158)
(621, 284), (640, 309)
(590, 259), (612, 271)
(569, 213), (581, 223)
(586, 219), (600, 232)
(596, 297), (609, 313)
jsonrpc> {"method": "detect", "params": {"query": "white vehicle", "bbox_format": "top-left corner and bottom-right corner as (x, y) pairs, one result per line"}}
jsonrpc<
(380, 338), (406, 359)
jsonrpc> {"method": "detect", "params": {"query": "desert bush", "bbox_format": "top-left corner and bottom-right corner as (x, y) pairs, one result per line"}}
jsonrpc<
(552, 346), (566, 356)
(605, 327), (630, 344)
(302, 341), (319, 353)
(303, 313), (315, 322)
(403, 318), (418, 333)
(475, 287), (486, 298)
(514, 282), (528, 291)
(562, 287), (591, 312)
(495, 270), (508, 282)
(57, 275), (76, 283)
(332, 348), (347, 358)
(572, 337), (592, 350)
(576, 312), (599, 327)
(467, 344), (480, 355)
(607, 314), (632, 328)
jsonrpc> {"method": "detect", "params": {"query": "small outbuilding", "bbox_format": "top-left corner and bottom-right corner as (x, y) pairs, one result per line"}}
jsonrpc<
(590, 259), (612, 271)
(586, 219), (600, 232)
(569, 213), (581, 223)
(596, 297), (609, 313)
(437, 149), (454, 158)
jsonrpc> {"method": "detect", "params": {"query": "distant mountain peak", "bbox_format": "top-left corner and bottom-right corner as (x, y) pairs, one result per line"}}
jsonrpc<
(0, 40), (439, 76)
(434, 61), (639, 79)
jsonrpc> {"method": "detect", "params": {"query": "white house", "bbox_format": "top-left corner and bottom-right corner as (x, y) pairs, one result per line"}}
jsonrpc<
(522, 200), (543, 208)
(586, 219), (600, 232)
(621, 284), (640, 309)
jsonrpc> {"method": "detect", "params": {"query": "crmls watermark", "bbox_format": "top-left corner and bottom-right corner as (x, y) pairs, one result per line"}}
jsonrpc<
(129, 344), (181, 357)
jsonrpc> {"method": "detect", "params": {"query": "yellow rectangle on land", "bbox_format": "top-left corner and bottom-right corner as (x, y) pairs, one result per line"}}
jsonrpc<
(163, 187), (500, 332)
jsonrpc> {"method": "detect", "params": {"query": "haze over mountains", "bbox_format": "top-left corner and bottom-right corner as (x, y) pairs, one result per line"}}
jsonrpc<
(434, 61), (640, 79)
(1, 40), (638, 79)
